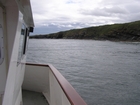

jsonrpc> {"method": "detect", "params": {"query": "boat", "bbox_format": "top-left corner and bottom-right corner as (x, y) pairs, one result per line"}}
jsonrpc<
(0, 0), (87, 105)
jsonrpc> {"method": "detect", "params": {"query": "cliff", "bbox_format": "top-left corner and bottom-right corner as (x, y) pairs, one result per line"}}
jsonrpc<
(30, 20), (140, 41)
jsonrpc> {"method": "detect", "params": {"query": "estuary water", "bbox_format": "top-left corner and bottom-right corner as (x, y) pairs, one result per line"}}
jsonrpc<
(27, 39), (140, 105)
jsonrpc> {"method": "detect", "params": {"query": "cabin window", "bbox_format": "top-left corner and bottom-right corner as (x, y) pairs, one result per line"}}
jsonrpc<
(0, 24), (4, 65)
(23, 28), (29, 54)
(17, 24), (26, 62)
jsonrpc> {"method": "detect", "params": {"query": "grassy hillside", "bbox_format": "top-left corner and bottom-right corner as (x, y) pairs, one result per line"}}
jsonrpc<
(30, 20), (140, 41)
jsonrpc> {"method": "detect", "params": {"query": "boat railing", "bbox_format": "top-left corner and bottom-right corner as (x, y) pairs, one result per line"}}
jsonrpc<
(23, 63), (87, 105)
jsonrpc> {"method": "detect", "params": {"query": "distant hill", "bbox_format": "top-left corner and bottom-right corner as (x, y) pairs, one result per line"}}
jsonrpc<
(30, 20), (140, 41)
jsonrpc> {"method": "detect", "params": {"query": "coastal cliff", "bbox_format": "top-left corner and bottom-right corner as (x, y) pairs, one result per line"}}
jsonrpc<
(30, 20), (140, 41)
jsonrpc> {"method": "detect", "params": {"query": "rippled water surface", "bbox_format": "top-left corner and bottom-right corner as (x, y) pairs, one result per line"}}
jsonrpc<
(27, 39), (140, 105)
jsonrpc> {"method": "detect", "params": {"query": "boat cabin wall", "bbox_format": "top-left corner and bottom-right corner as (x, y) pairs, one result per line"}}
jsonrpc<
(0, 6), (7, 103)
(0, 0), (31, 105)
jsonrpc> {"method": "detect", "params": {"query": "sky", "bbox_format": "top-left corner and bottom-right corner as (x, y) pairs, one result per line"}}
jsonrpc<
(30, 0), (140, 35)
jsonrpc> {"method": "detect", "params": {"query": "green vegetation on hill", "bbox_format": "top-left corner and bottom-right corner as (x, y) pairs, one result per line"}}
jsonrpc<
(30, 20), (140, 41)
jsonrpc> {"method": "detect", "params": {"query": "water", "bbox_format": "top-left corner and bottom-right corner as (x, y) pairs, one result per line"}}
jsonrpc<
(27, 39), (140, 105)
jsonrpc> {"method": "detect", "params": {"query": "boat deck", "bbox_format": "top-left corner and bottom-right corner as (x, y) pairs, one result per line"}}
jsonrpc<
(22, 90), (49, 105)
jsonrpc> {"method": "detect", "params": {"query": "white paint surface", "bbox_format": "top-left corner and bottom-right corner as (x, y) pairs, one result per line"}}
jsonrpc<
(0, 0), (34, 105)
(0, 25), (4, 64)
(0, 7), (6, 97)
(2, 3), (25, 105)
(49, 70), (71, 105)
(23, 65), (50, 103)
(23, 64), (72, 105)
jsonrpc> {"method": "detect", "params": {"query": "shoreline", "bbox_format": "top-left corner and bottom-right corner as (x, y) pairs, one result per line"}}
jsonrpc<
(29, 38), (140, 42)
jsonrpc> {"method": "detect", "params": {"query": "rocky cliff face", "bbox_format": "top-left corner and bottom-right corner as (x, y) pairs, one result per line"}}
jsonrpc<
(30, 20), (140, 41)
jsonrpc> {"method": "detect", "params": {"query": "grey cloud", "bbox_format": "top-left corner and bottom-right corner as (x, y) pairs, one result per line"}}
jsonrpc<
(125, 3), (140, 13)
(100, 0), (137, 5)
(31, 22), (102, 35)
(104, 6), (128, 14)
(129, 14), (140, 22)
(80, 9), (110, 17)
(79, 1), (140, 25)
(119, 12), (140, 22)
(66, 0), (80, 4)
(99, 0), (140, 14)
(31, 24), (71, 35)
(43, 16), (72, 24)
(80, 6), (128, 17)
(32, 0), (140, 35)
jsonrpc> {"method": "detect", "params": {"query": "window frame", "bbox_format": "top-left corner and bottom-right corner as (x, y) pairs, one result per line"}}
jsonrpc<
(17, 24), (28, 64)
(23, 28), (29, 54)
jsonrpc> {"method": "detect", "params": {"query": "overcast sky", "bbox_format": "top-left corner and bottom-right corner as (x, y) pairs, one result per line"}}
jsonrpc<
(30, 0), (140, 35)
